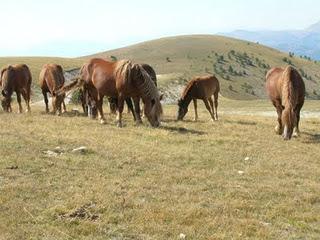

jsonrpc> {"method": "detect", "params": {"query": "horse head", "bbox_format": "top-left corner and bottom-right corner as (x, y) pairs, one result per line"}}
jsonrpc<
(177, 98), (188, 120)
(143, 94), (163, 127)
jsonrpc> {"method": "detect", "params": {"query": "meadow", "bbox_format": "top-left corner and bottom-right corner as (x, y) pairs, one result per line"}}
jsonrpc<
(0, 99), (319, 240)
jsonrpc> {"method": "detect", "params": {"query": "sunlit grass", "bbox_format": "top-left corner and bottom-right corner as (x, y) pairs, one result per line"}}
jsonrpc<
(0, 101), (319, 239)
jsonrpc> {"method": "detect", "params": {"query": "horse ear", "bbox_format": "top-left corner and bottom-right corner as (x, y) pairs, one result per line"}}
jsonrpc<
(57, 65), (63, 73)
(2, 90), (7, 97)
(159, 94), (164, 101)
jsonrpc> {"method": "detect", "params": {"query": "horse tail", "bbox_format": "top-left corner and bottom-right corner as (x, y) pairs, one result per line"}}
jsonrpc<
(281, 66), (297, 138)
(56, 77), (84, 96)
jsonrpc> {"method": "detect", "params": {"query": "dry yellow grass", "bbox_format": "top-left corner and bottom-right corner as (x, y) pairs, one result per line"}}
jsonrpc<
(0, 100), (319, 240)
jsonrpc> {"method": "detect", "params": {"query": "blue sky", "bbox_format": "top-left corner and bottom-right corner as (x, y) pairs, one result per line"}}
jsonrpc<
(1, 0), (319, 57)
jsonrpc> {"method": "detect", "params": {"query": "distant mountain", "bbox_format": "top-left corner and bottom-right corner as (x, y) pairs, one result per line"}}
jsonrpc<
(223, 21), (320, 60)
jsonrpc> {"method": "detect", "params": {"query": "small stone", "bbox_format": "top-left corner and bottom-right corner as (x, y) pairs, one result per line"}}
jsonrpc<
(43, 150), (59, 157)
(238, 170), (244, 175)
(244, 157), (250, 161)
(179, 233), (186, 239)
(71, 146), (88, 154)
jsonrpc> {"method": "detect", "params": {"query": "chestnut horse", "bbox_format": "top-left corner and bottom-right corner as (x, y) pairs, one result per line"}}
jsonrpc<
(177, 75), (220, 121)
(266, 66), (305, 140)
(108, 63), (157, 122)
(60, 58), (162, 127)
(0, 64), (32, 113)
(39, 64), (66, 115)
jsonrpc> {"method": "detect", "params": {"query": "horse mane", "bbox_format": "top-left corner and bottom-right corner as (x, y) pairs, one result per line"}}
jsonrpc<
(115, 60), (162, 115)
(281, 66), (297, 129)
(181, 78), (197, 100)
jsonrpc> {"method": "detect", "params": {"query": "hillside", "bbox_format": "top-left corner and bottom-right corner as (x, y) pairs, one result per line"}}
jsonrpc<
(1, 35), (320, 102)
(0, 57), (84, 99)
(85, 35), (320, 100)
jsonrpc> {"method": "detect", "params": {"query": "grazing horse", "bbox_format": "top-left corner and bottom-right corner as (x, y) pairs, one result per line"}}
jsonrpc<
(266, 66), (305, 140)
(177, 75), (220, 121)
(39, 64), (66, 115)
(0, 64), (32, 113)
(59, 58), (162, 127)
(108, 63), (158, 122)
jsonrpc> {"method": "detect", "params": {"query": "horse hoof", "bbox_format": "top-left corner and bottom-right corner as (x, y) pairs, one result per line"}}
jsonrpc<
(117, 122), (123, 128)
(135, 120), (143, 125)
(292, 132), (299, 137)
(275, 126), (282, 135)
(100, 119), (106, 125)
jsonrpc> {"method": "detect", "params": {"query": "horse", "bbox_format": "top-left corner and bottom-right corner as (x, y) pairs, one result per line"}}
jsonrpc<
(108, 63), (158, 122)
(266, 66), (305, 140)
(0, 64), (32, 113)
(177, 75), (220, 121)
(39, 64), (66, 115)
(59, 58), (162, 127)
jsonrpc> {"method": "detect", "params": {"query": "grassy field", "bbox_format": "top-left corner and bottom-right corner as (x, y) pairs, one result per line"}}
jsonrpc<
(0, 99), (319, 240)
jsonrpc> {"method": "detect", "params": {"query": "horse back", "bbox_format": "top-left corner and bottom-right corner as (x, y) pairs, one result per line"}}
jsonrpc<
(192, 75), (219, 99)
(266, 67), (284, 100)
(1, 64), (32, 92)
(87, 58), (118, 97)
(40, 64), (65, 94)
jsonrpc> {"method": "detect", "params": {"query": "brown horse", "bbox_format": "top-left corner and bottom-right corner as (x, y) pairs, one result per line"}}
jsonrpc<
(39, 64), (66, 115)
(108, 63), (158, 122)
(0, 64), (32, 113)
(266, 66), (305, 140)
(177, 75), (220, 121)
(60, 58), (162, 127)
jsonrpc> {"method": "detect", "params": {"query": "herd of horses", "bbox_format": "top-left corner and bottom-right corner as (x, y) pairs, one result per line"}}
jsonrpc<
(0, 58), (306, 140)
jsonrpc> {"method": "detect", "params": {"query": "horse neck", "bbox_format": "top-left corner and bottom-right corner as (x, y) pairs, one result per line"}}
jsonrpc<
(137, 72), (158, 101)
(181, 89), (193, 108)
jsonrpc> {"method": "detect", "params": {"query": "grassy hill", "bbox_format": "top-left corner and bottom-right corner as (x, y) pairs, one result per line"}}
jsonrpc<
(85, 35), (320, 100)
(1, 35), (320, 101)
(0, 57), (84, 99)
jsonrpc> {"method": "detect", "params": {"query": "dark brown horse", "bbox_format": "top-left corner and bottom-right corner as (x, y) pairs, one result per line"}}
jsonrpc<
(266, 66), (305, 140)
(59, 58), (162, 127)
(0, 64), (32, 113)
(39, 64), (66, 115)
(177, 75), (220, 121)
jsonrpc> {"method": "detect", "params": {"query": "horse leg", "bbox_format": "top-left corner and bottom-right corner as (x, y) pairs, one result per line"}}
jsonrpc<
(213, 92), (219, 120)
(16, 91), (23, 113)
(203, 98), (215, 121)
(133, 96), (142, 124)
(274, 102), (283, 135)
(117, 96), (125, 128)
(97, 95), (106, 124)
(62, 100), (66, 113)
(293, 103), (303, 137)
(21, 90), (31, 113)
(125, 98), (136, 121)
(208, 97), (216, 121)
(193, 99), (198, 121)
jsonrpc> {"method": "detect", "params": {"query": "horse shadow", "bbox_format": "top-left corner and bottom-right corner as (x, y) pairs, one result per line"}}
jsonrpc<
(224, 119), (257, 126)
(160, 125), (206, 135)
(302, 132), (320, 144)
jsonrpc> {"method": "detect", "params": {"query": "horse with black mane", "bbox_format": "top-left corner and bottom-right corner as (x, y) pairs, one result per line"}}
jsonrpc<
(59, 58), (162, 127)
(266, 66), (305, 140)
(108, 63), (158, 122)
(177, 75), (220, 121)
(0, 64), (32, 113)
